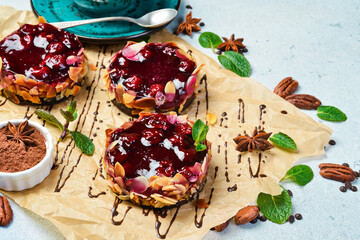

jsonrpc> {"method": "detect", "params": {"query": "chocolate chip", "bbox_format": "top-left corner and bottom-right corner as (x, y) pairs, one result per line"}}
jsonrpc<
(345, 181), (352, 189)
(185, 4), (192, 9)
(342, 163), (349, 167)
(287, 189), (293, 197)
(250, 218), (257, 224)
(288, 215), (295, 223)
(328, 140), (336, 145)
(199, 22), (205, 27)
(295, 213), (302, 220)
(350, 186), (357, 192)
(259, 215), (267, 222)
(93, 133), (97, 137)
(340, 186), (347, 192)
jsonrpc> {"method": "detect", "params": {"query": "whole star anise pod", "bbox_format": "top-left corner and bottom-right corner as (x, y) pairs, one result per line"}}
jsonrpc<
(233, 127), (274, 152)
(176, 11), (201, 36)
(6, 120), (35, 149)
(217, 34), (247, 53)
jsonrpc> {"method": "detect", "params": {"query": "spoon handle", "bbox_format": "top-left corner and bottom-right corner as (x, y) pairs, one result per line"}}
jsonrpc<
(51, 16), (137, 29)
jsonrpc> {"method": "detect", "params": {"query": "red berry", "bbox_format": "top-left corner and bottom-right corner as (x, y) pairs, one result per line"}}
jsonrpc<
(118, 56), (128, 67)
(28, 66), (51, 80)
(179, 60), (195, 73)
(148, 84), (164, 97)
(20, 35), (33, 49)
(141, 129), (164, 145)
(183, 148), (197, 163)
(142, 114), (170, 130)
(43, 54), (66, 70)
(119, 134), (139, 148)
(108, 146), (128, 164)
(176, 123), (192, 135)
(139, 49), (152, 59)
(178, 166), (193, 179)
(20, 24), (38, 34)
(167, 134), (185, 146)
(122, 76), (142, 91)
(157, 160), (174, 177)
(47, 42), (66, 54)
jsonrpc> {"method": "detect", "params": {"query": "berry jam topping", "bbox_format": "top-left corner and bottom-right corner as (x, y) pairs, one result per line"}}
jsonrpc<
(0, 23), (82, 83)
(108, 42), (196, 109)
(106, 114), (206, 181)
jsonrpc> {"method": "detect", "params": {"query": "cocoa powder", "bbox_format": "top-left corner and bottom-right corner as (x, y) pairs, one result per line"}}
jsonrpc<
(0, 123), (46, 173)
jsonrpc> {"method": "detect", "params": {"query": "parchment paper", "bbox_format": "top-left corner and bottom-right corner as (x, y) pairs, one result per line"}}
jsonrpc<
(0, 6), (332, 240)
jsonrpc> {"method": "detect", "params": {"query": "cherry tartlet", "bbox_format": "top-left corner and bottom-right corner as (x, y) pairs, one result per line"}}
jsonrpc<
(105, 41), (204, 116)
(104, 113), (211, 208)
(0, 23), (88, 105)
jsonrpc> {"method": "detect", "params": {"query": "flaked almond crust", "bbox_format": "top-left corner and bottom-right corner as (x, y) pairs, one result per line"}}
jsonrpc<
(104, 41), (204, 116)
(104, 112), (212, 208)
(0, 51), (88, 105)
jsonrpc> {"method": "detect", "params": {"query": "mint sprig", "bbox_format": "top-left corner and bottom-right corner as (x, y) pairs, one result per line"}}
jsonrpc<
(317, 105), (347, 122)
(257, 187), (292, 224)
(270, 132), (297, 150)
(218, 51), (251, 77)
(198, 32), (223, 53)
(35, 101), (95, 155)
(281, 165), (314, 186)
(192, 119), (209, 152)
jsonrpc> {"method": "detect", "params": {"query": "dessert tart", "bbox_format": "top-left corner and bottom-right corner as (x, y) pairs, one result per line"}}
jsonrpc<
(0, 23), (88, 105)
(104, 112), (211, 208)
(105, 41), (204, 116)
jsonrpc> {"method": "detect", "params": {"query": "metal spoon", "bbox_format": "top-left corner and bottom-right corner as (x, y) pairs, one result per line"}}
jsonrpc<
(50, 9), (178, 29)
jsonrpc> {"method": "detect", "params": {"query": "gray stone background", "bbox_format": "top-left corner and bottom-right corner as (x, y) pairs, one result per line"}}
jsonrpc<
(0, 0), (359, 239)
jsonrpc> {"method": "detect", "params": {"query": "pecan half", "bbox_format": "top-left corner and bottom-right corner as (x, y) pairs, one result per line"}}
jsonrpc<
(214, 219), (231, 232)
(234, 205), (259, 225)
(0, 196), (13, 227)
(319, 163), (356, 182)
(285, 94), (321, 110)
(274, 77), (298, 98)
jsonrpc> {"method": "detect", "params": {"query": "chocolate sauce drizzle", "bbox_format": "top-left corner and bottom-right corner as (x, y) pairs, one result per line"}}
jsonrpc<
(224, 142), (230, 182)
(154, 206), (181, 239)
(238, 99), (245, 123)
(111, 198), (132, 226)
(54, 47), (106, 192)
(238, 154), (242, 164)
(200, 74), (209, 113)
(248, 153), (264, 178)
(88, 186), (106, 198)
(193, 166), (218, 229)
(195, 100), (200, 118)
(281, 110), (287, 114)
(259, 104), (266, 121)
(92, 169), (98, 180)
(227, 184), (237, 192)
(0, 98), (7, 106)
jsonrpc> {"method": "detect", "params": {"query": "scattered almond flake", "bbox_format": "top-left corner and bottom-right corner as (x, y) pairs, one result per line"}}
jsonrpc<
(195, 199), (209, 208)
(89, 63), (97, 71)
(206, 113), (217, 125)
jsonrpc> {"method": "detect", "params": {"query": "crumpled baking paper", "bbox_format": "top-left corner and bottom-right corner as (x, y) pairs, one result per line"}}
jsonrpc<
(0, 6), (331, 240)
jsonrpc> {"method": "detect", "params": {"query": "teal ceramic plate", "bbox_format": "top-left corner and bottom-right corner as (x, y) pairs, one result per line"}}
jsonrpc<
(31, 0), (181, 43)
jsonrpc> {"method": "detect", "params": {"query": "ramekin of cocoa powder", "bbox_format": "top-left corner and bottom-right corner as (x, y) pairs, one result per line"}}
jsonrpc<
(0, 119), (53, 191)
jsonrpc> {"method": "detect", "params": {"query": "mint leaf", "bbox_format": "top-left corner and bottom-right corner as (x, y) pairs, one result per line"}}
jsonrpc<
(198, 32), (222, 52)
(196, 143), (207, 151)
(35, 109), (64, 131)
(192, 119), (205, 142)
(70, 131), (95, 155)
(60, 109), (76, 122)
(281, 165), (314, 186)
(67, 100), (78, 120)
(218, 51), (251, 77)
(317, 106), (347, 122)
(270, 132), (297, 150)
(257, 187), (292, 224)
(198, 125), (209, 143)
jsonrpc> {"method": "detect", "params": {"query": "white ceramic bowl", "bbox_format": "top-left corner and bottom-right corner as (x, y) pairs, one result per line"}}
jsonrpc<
(0, 119), (53, 191)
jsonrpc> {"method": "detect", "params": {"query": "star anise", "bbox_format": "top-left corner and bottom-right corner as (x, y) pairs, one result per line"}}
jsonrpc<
(6, 120), (35, 149)
(176, 11), (201, 36)
(233, 127), (274, 152)
(217, 34), (247, 53)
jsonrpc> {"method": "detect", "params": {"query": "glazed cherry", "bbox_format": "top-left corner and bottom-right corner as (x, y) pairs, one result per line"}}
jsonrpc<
(108, 42), (197, 111)
(122, 76), (142, 91)
(175, 124), (192, 135)
(47, 42), (66, 54)
(141, 129), (164, 145)
(157, 160), (174, 177)
(148, 84), (164, 97)
(0, 23), (82, 83)
(43, 54), (66, 70)
(105, 114), (207, 182)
